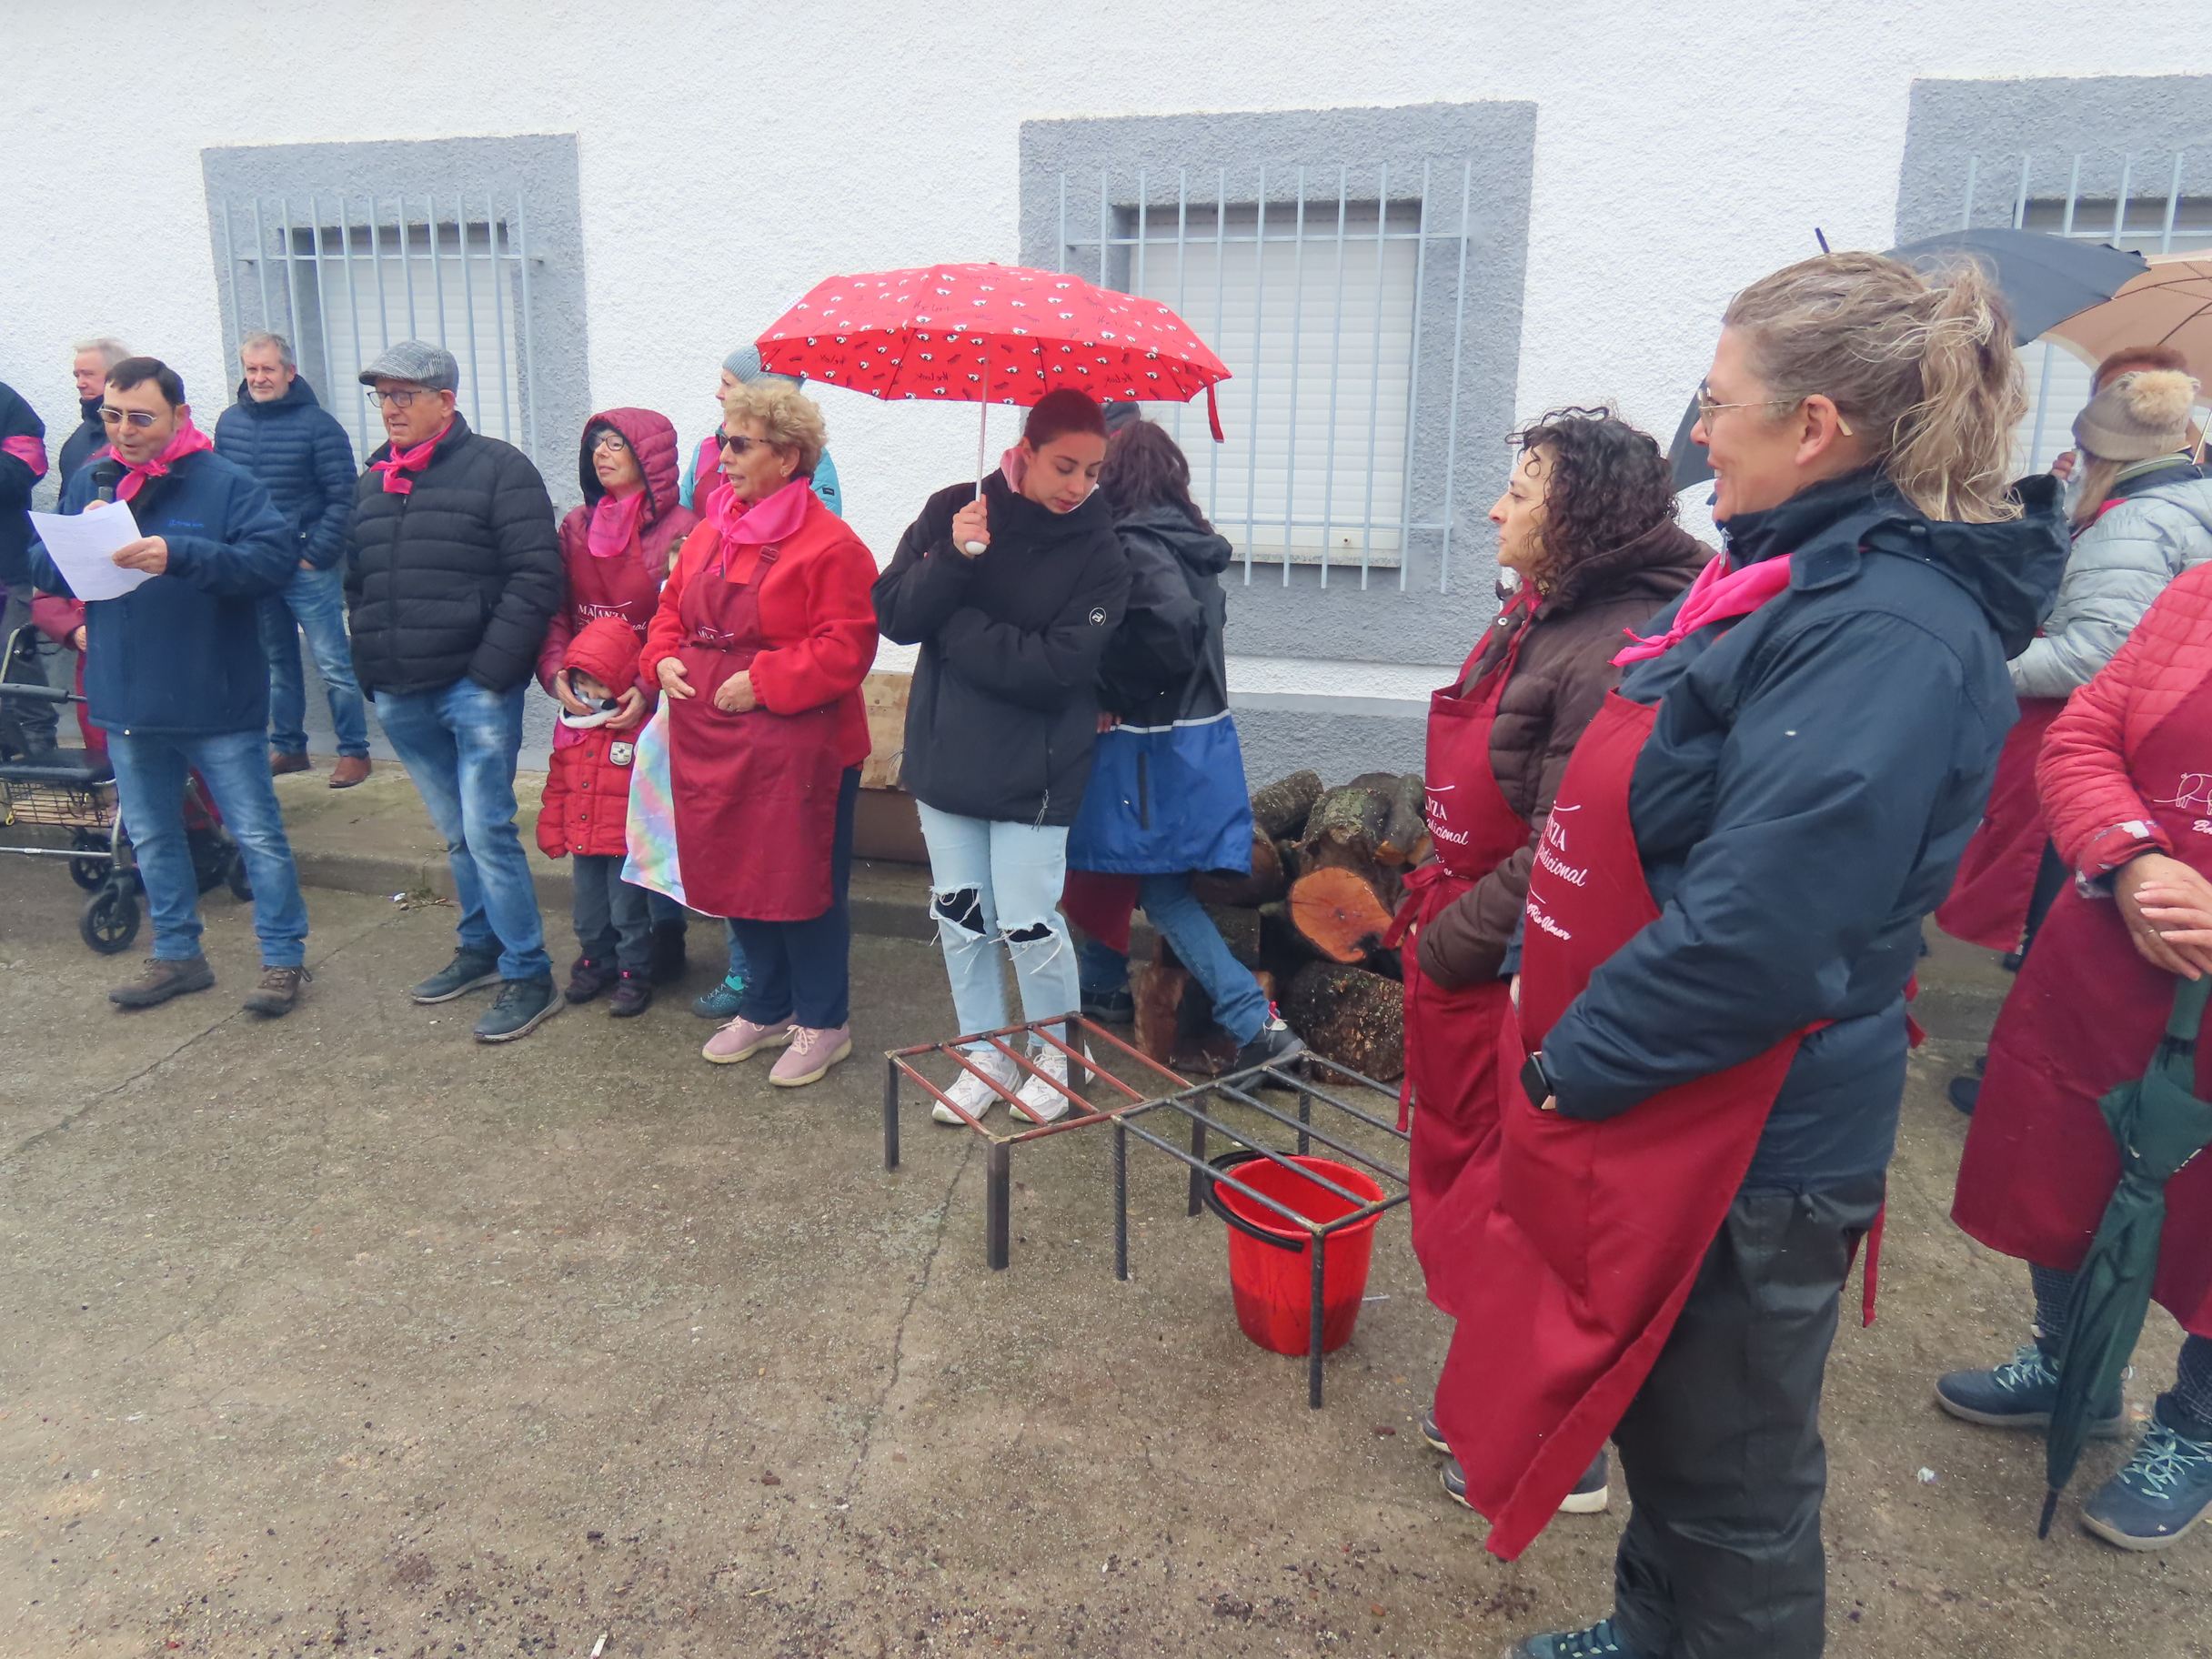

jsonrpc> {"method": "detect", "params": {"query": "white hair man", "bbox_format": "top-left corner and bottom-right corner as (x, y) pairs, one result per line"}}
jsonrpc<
(60, 336), (131, 481)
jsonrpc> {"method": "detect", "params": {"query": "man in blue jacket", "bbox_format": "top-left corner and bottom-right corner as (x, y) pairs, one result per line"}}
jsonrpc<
(30, 356), (313, 1016)
(215, 333), (369, 788)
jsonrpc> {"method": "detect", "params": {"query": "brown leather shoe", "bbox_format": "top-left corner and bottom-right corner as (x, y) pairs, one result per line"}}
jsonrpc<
(110, 955), (216, 1009)
(270, 751), (311, 777)
(328, 755), (372, 789)
(243, 965), (309, 1017)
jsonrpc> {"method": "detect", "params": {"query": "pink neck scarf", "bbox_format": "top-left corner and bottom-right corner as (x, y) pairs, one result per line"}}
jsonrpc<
(114, 416), (215, 503)
(1614, 553), (1794, 666)
(368, 421), (454, 495)
(587, 488), (649, 559)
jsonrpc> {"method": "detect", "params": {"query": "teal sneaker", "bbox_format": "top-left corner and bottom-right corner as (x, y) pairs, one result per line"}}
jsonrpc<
(1936, 1342), (2125, 1435)
(693, 976), (747, 1020)
(1507, 1615), (1647, 1658)
(2080, 1420), (2212, 1552)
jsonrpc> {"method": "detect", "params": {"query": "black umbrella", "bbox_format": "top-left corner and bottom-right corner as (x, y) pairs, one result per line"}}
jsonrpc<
(1667, 228), (2150, 491)
(2037, 975), (2212, 1538)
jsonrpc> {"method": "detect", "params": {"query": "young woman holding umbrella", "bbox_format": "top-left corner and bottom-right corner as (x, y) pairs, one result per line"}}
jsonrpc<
(873, 387), (1131, 1124)
(1945, 559), (2212, 1553)
(1442, 252), (2068, 1659)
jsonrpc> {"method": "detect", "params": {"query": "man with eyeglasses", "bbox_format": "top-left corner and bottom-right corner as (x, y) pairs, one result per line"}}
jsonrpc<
(27, 356), (314, 1016)
(345, 341), (564, 1042)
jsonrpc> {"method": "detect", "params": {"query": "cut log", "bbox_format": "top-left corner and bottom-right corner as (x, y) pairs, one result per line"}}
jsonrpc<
(1275, 837), (1302, 885)
(1191, 828), (1286, 908)
(1376, 774), (1431, 867)
(1300, 781), (1394, 869)
(1251, 769), (1324, 840)
(1175, 970), (1280, 1078)
(1132, 958), (1189, 1066)
(1282, 961), (1405, 1082)
(1288, 867), (1396, 964)
(1202, 903), (1265, 968)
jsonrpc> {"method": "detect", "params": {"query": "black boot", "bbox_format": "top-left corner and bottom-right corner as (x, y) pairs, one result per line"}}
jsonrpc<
(649, 920), (689, 984)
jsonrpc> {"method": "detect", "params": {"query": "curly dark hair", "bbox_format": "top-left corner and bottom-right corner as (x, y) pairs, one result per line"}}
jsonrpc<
(1505, 406), (1678, 599)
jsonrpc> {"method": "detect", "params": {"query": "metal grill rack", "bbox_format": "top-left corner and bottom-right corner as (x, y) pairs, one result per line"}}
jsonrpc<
(1107, 1052), (1409, 1407)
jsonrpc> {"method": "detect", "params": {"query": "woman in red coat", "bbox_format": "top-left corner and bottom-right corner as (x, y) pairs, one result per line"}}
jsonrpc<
(1946, 561), (2212, 1552)
(638, 379), (879, 1089)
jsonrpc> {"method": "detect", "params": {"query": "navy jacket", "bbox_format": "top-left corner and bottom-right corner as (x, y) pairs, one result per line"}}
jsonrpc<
(1542, 468), (2068, 1188)
(0, 380), (48, 588)
(29, 449), (294, 735)
(213, 375), (357, 570)
(57, 397), (106, 489)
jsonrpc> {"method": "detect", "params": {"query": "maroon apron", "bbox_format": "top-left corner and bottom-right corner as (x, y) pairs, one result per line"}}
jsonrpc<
(1438, 669), (1839, 1560)
(1386, 610), (1533, 1316)
(1953, 666), (2212, 1334)
(1935, 696), (2067, 950)
(666, 532), (845, 921)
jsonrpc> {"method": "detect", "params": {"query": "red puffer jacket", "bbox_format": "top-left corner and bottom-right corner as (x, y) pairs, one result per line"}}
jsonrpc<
(538, 616), (646, 860)
(2037, 559), (2212, 880)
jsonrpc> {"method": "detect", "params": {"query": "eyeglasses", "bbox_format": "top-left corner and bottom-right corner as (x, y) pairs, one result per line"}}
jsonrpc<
(366, 387), (435, 408)
(1695, 383), (1855, 436)
(590, 432), (631, 454)
(97, 407), (160, 430)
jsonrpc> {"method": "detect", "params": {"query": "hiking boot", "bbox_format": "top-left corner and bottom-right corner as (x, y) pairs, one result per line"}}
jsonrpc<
(649, 920), (689, 985)
(2080, 1419), (2212, 1551)
(1936, 1342), (2126, 1435)
(1232, 1011), (1306, 1074)
(702, 1014), (794, 1065)
(473, 977), (560, 1043)
(693, 976), (747, 1020)
(935, 1050), (1018, 1125)
(269, 750), (311, 777)
(607, 970), (653, 1019)
(109, 954), (215, 1009)
(243, 965), (309, 1017)
(565, 954), (617, 1004)
(1507, 1615), (1650, 1659)
(770, 1024), (853, 1087)
(1081, 985), (1135, 1022)
(409, 948), (502, 1005)
(1443, 1452), (1608, 1515)
(1012, 1047), (1074, 1124)
(328, 755), (371, 789)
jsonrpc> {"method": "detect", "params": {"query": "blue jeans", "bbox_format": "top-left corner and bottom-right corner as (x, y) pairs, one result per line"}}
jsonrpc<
(261, 564), (368, 758)
(1077, 873), (1270, 1043)
(372, 679), (549, 981)
(106, 727), (309, 967)
(915, 802), (1081, 1051)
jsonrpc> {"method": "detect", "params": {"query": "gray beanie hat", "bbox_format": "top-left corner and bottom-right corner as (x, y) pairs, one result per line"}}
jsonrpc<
(2074, 368), (2200, 463)
(725, 344), (805, 391)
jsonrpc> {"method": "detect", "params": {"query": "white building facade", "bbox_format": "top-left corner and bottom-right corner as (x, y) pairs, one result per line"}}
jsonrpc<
(4, 1), (2207, 779)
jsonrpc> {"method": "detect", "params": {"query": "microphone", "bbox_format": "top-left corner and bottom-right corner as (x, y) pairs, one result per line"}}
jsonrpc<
(91, 457), (124, 505)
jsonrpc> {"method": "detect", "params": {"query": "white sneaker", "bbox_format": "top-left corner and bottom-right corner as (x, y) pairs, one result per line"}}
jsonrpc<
(1012, 1047), (1072, 1125)
(934, 1049), (1017, 1125)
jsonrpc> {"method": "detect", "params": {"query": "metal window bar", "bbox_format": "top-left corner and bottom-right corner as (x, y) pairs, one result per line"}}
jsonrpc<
(1320, 167), (1349, 595)
(1359, 163), (1389, 587)
(1245, 166), (1267, 582)
(1398, 156), (1432, 593)
(1283, 166), (1306, 588)
(487, 187), (513, 444)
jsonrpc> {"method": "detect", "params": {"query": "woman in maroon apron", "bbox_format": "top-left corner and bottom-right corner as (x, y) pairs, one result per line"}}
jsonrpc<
(639, 379), (879, 1089)
(1946, 563), (2212, 1553)
(1390, 410), (1701, 1516)
(1439, 253), (2067, 1659)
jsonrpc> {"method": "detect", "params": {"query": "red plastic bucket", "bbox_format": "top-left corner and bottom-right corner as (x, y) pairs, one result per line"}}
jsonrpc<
(1209, 1152), (1386, 1355)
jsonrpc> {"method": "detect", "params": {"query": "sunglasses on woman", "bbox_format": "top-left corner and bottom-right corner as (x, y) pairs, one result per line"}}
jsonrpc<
(719, 432), (776, 455)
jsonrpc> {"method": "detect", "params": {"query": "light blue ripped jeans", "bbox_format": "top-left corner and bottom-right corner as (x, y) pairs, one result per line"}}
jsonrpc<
(915, 802), (1081, 1053)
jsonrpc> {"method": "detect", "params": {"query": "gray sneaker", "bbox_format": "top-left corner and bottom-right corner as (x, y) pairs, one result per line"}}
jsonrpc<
(410, 948), (502, 1005)
(474, 977), (561, 1043)
(2080, 1420), (2212, 1552)
(1936, 1342), (2126, 1435)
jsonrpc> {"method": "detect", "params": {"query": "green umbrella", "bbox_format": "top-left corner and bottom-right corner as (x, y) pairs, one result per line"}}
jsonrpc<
(2039, 975), (2212, 1537)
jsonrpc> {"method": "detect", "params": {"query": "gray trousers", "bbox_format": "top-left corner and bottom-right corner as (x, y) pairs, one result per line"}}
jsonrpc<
(571, 853), (652, 973)
(0, 588), (59, 754)
(1612, 1172), (1885, 1659)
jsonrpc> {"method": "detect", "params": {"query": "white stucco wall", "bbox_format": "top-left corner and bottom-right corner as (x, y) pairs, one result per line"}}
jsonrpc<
(3, 0), (2201, 709)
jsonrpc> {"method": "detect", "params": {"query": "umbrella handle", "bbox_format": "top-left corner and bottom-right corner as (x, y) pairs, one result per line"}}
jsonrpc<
(965, 393), (990, 554)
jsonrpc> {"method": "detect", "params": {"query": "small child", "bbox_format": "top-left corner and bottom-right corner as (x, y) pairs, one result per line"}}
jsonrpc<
(538, 616), (655, 1016)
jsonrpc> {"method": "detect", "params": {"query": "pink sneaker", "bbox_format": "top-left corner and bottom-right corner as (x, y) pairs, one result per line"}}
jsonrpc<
(702, 1015), (795, 1065)
(769, 1024), (853, 1088)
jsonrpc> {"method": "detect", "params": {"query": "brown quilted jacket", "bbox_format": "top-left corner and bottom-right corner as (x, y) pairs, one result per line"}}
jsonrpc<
(1416, 520), (1708, 989)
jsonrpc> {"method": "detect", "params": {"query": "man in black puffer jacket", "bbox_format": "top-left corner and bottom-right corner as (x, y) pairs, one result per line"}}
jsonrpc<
(346, 341), (564, 1043)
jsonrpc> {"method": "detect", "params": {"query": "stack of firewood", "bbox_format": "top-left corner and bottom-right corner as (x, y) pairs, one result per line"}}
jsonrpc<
(1128, 769), (1426, 1081)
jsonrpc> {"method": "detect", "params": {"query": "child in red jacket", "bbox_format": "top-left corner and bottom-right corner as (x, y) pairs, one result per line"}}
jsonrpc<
(538, 616), (655, 1016)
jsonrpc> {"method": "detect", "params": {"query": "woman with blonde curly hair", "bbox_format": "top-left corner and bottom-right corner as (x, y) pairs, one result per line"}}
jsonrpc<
(1441, 252), (2070, 1659)
(634, 378), (879, 1088)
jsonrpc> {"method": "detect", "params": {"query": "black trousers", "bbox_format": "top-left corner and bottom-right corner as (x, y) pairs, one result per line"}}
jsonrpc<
(1612, 1172), (1885, 1659)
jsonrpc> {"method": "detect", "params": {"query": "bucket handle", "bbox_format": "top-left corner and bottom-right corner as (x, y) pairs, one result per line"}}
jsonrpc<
(1202, 1148), (1312, 1252)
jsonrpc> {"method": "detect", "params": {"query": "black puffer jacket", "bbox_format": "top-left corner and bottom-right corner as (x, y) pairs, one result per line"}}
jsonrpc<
(58, 397), (105, 487)
(1095, 502), (1232, 723)
(874, 474), (1131, 826)
(344, 414), (563, 696)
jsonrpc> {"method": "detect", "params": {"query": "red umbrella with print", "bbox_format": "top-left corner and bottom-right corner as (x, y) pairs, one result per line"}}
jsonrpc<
(756, 263), (1231, 540)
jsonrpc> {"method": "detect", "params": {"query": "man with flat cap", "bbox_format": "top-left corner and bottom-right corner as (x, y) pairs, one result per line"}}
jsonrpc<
(346, 341), (564, 1042)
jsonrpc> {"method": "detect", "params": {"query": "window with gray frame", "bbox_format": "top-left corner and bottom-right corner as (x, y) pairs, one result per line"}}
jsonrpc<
(201, 136), (587, 482)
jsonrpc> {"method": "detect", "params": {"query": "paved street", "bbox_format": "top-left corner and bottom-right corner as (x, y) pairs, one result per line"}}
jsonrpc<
(2, 873), (2206, 1658)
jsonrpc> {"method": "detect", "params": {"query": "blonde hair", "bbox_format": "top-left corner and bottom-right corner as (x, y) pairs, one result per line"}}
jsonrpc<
(1723, 252), (2026, 524)
(720, 378), (825, 478)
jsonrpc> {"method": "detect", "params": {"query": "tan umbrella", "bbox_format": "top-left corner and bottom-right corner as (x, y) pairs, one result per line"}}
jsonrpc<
(2046, 252), (2212, 457)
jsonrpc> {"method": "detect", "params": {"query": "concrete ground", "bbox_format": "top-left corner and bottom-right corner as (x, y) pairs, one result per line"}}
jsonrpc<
(3, 869), (2208, 1658)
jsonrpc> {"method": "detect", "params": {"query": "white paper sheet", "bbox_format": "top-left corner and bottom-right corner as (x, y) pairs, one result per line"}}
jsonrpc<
(28, 501), (153, 602)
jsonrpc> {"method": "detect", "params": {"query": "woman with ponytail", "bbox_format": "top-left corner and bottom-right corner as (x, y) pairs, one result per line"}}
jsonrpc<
(1440, 253), (2068, 1659)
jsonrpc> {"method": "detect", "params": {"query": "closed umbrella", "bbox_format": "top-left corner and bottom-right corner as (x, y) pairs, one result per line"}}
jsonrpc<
(2037, 975), (2212, 1538)
(1668, 228), (2149, 490)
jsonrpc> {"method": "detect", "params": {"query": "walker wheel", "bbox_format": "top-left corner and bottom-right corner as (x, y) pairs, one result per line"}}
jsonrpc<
(81, 886), (141, 955)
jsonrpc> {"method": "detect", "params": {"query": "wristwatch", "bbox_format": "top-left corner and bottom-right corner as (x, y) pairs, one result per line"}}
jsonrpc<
(1520, 1050), (1557, 1110)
